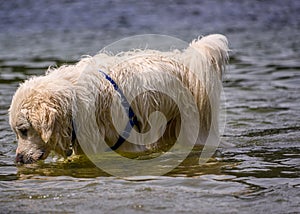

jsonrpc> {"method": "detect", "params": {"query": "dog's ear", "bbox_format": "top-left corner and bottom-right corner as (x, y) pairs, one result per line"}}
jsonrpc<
(29, 101), (57, 143)
(40, 106), (57, 143)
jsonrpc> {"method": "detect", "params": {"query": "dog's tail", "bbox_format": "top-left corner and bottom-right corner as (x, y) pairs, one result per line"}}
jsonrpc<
(182, 34), (229, 97)
(184, 34), (229, 80)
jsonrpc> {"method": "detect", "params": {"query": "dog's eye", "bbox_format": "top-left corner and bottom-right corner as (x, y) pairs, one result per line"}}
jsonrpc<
(18, 128), (28, 137)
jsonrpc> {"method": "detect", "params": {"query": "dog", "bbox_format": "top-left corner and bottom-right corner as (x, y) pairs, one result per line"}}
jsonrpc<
(9, 34), (229, 164)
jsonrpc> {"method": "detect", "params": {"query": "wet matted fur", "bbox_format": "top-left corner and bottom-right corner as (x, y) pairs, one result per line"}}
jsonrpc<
(9, 34), (229, 164)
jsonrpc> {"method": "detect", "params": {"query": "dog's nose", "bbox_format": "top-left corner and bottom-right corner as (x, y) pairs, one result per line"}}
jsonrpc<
(15, 153), (24, 164)
(38, 151), (45, 160)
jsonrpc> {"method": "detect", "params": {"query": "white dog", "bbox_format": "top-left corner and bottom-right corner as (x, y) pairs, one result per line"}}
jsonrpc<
(9, 34), (229, 164)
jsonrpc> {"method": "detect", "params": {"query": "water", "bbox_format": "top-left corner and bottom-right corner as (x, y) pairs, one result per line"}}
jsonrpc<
(1, 0), (300, 213)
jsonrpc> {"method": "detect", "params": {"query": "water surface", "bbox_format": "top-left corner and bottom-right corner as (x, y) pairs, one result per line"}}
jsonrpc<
(0, 0), (300, 213)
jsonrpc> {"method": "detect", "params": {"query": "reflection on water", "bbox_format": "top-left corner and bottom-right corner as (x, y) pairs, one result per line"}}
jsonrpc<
(1, 0), (300, 213)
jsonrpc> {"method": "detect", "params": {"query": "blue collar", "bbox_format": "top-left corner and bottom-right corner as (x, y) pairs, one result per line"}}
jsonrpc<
(71, 70), (140, 152)
(99, 70), (140, 151)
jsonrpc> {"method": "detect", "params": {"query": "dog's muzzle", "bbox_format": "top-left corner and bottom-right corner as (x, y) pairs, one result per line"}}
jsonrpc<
(15, 150), (46, 164)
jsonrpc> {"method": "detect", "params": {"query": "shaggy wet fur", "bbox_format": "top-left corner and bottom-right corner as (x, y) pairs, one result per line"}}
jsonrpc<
(9, 34), (229, 164)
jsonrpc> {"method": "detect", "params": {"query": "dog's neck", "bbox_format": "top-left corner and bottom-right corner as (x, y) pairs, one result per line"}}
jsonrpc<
(70, 70), (140, 153)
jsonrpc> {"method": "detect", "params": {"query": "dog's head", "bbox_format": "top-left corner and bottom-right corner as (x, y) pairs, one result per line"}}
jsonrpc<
(9, 77), (74, 164)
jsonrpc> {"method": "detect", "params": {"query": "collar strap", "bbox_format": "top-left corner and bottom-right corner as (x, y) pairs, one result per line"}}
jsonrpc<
(71, 70), (140, 152)
(99, 70), (140, 151)
(99, 70), (139, 129)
